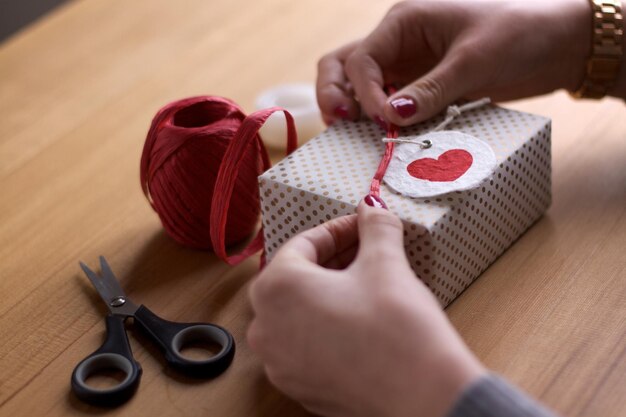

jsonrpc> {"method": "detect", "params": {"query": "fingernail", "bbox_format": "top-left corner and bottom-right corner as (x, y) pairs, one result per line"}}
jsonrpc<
(374, 115), (387, 131)
(334, 105), (350, 120)
(363, 194), (388, 209)
(390, 96), (417, 118)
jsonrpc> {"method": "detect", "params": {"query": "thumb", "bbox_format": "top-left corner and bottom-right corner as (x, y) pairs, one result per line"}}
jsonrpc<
(356, 195), (406, 262)
(383, 54), (475, 126)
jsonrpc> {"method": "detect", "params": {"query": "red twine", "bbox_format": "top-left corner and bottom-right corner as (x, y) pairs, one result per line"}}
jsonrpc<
(140, 96), (297, 265)
(369, 85), (399, 198)
(369, 123), (398, 197)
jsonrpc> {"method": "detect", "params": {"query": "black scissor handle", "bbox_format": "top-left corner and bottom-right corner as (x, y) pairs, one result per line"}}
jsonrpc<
(71, 315), (142, 407)
(133, 305), (235, 377)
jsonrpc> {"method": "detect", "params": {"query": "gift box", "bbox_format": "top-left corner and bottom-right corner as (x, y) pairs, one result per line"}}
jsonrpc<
(258, 104), (551, 306)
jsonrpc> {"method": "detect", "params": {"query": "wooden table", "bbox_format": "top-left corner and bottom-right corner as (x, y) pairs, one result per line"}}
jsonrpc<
(1, 0), (625, 416)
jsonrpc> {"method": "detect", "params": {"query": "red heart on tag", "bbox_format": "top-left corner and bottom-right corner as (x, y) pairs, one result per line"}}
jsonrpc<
(407, 149), (473, 182)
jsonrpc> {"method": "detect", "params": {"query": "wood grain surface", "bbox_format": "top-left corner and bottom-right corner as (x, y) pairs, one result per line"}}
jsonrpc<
(1, 0), (625, 416)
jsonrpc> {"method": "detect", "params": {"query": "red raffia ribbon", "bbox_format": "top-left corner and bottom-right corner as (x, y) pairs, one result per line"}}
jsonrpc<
(369, 123), (398, 197)
(210, 106), (297, 265)
(369, 86), (399, 198)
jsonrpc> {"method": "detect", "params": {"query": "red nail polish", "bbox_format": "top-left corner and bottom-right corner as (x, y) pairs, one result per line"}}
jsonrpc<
(334, 105), (350, 120)
(374, 115), (387, 130)
(363, 194), (388, 209)
(390, 96), (417, 118)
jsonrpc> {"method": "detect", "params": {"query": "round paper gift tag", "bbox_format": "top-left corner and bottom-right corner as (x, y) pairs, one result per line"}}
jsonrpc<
(384, 131), (496, 198)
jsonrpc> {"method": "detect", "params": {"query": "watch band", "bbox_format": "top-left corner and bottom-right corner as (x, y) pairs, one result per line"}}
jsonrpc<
(572, 0), (624, 99)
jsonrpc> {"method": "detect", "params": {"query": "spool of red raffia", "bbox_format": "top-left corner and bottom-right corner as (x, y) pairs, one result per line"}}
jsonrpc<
(140, 96), (297, 265)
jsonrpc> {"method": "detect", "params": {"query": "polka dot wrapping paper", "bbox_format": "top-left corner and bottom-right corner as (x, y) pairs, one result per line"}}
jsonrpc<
(259, 104), (551, 307)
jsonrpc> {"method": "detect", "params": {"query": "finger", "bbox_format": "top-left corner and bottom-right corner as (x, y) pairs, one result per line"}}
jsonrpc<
(316, 42), (361, 123)
(342, 10), (405, 125)
(356, 197), (405, 262)
(384, 50), (482, 126)
(274, 214), (359, 266)
(321, 244), (359, 270)
(344, 46), (389, 123)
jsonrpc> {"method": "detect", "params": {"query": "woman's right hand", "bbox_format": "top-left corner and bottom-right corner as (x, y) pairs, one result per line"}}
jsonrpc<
(248, 201), (486, 417)
(317, 0), (591, 127)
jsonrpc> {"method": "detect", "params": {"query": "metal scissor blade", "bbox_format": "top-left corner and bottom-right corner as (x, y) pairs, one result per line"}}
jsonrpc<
(79, 261), (119, 309)
(98, 256), (128, 299)
(79, 257), (137, 316)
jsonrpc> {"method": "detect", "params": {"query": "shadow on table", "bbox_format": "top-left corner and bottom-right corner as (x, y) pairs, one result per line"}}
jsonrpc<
(74, 227), (254, 315)
(251, 372), (312, 417)
(66, 390), (120, 414)
(120, 228), (257, 308)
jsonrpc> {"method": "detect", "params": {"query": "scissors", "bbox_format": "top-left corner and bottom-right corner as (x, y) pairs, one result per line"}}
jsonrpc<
(71, 256), (235, 406)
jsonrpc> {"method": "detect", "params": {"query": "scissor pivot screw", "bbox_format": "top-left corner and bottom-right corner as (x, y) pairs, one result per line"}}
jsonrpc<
(110, 296), (126, 307)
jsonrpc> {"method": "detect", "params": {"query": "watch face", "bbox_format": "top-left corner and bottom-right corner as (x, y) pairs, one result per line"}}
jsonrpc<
(384, 131), (497, 198)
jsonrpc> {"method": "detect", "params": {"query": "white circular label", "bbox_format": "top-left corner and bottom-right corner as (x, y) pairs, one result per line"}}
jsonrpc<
(383, 131), (496, 198)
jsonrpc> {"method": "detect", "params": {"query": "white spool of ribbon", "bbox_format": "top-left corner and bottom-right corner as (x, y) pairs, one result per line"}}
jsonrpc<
(255, 83), (324, 149)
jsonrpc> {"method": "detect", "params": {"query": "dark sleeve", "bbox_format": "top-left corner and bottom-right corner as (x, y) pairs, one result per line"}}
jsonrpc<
(446, 373), (560, 417)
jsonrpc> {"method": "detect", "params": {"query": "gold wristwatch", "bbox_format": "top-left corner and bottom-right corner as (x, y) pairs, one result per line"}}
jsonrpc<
(572, 0), (624, 99)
